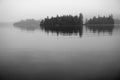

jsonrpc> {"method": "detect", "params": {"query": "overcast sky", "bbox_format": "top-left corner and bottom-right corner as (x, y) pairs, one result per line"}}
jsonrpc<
(0, 0), (120, 22)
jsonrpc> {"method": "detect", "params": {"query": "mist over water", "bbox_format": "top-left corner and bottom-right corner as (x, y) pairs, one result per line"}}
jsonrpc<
(0, 22), (120, 80)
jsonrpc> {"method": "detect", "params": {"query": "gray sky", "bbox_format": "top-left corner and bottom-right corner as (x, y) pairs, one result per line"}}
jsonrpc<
(0, 0), (120, 22)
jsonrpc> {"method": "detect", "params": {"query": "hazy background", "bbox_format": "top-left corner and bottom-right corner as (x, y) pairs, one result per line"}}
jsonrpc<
(0, 0), (120, 22)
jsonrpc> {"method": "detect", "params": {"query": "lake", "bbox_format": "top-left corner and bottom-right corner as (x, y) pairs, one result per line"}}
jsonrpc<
(0, 23), (120, 80)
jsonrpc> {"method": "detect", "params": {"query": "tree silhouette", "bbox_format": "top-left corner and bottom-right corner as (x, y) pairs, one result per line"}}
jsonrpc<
(40, 13), (83, 26)
(86, 14), (114, 24)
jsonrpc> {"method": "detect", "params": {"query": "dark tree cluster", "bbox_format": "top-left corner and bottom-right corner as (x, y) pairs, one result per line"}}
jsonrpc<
(40, 13), (83, 26)
(86, 15), (114, 24)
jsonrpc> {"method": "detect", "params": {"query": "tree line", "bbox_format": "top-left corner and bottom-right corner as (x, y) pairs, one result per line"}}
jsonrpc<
(40, 14), (114, 26)
(86, 15), (114, 24)
(40, 13), (83, 26)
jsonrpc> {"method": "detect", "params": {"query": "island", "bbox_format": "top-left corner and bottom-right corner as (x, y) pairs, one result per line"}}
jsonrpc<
(85, 15), (114, 34)
(39, 13), (83, 37)
(86, 15), (114, 25)
(14, 19), (40, 31)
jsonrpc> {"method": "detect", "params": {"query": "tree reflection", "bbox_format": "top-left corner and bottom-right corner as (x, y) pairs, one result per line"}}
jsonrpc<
(86, 24), (114, 35)
(40, 25), (83, 37)
(14, 25), (40, 31)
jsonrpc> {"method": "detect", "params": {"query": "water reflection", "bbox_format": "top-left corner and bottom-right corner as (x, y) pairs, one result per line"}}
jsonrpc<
(14, 25), (40, 31)
(86, 24), (114, 35)
(13, 21), (115, 37)
(40, 25), (83, 37)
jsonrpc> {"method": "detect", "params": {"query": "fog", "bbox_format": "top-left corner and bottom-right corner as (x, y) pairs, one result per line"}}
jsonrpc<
(0, 0), (120, 22)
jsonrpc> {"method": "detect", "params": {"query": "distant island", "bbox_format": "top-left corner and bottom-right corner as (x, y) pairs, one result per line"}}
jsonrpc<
(86, 15), (114, 25)
(14, 19), (40, 31)
(85, 15), (114, 34)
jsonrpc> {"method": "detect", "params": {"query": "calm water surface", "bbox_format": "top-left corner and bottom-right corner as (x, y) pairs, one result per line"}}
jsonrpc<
(0, 23), (120, 80)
